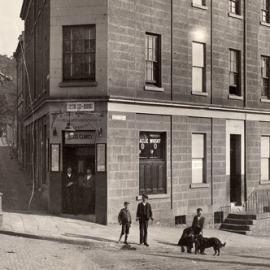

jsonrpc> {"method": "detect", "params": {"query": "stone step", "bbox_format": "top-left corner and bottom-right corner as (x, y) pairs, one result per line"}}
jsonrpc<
(223, 218), (255, 225)
(227, 213), (257, 220)
(220, 223), (251, 231)
(220, 228), (251, 235)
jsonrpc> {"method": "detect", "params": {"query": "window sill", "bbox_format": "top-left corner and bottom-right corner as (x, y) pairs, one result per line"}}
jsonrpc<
(228, 12), (243, 20)
(145, 85), (164, 92)
(190, 183), (209, 189)
(261, 98), (270, 103)
(59, 81), (98, 88)
(191, 3), (208, 10)
(191, 91), (208, 97)
(228, 94), (243, 100)
(260, 180), (270, 185)
(260, 21), (270, 28)
(136, 194), (169, 201)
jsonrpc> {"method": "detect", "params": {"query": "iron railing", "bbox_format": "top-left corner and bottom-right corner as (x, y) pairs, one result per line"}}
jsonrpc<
(245, 189), (270, 214)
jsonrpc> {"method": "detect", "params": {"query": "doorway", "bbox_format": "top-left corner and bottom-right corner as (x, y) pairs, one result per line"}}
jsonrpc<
(62, 145), (95, 215)
(230, 134), (242, 204)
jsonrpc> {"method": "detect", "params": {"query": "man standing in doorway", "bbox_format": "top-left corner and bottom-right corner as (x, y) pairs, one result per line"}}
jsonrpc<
(63, 166), (76, 214)
(136, 194), (153, 246)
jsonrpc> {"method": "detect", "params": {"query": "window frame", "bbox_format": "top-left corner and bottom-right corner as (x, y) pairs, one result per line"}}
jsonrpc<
(192, 41), (206, 93)
(192, 0), (206, 7)
(262, 0), (270, 23)
(261, 136), (270, 182)
(261, 56), (270, 99)
(191, 133), (206, 184)
(229, 49), (241, 96)
(229, 0), (241, 15)
(62, 24), (96, 82)
(145, 33), (162, 87)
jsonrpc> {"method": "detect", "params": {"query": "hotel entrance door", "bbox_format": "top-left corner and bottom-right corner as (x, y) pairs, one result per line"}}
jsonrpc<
(63, 145), (95, 215)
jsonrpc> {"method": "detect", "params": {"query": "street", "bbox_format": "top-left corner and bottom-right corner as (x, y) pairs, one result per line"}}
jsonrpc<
(0, 233), (269, 270)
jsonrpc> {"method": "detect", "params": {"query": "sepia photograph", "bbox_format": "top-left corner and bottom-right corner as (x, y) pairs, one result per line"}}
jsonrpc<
(1, 0), (270, 269)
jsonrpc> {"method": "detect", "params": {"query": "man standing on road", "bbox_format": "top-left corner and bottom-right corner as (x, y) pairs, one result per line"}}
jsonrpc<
(136, 194), (153, 246)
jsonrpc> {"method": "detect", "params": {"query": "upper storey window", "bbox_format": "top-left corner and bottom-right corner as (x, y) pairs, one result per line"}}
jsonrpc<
(192, 42), (206, 93)
(261, 56), (270, 98)
(192, 0), (206, 6)
(63, 25), (96, 82)
(262, 0), (270, 23)
(145, 33), (161, 87)
(229, 49), (241, 96)
(229, 0), (241, 15)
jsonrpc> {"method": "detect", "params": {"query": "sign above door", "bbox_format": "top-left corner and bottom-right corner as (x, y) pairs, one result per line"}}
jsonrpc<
(64, 130), (96, 145)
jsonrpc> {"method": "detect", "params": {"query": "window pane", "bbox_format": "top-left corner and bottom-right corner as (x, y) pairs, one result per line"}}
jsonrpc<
(261, 158), (269, 180)
(261, 136), (270, 157)
(192, 134), (205, 158)
(192, 158), (204, 183)
(193, 0), (203, 5)
(192, 42), (204, 67)
(192, 67), (203, 92)
(63, 25), (95, 81)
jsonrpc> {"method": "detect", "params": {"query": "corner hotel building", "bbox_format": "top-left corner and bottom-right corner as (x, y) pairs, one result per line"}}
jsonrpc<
(15, 0), (270, 225)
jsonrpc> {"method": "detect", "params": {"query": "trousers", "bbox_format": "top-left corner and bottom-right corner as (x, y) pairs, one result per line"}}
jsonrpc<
(139, 220), (148, 244)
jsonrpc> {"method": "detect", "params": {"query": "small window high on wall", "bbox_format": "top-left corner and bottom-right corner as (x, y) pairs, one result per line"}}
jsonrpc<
(192, 133), (206, 184)
(139, 132), (166, 194)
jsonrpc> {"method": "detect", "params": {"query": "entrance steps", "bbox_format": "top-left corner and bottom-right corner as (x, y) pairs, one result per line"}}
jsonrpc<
(220, 213), (270, 235)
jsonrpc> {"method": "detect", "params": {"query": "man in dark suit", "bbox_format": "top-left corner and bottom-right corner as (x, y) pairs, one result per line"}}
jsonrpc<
(63, 167), (77, 214)
(178, 208), (205, 253)
(192, 208), (205, 235)
(136, 194), (153, 246)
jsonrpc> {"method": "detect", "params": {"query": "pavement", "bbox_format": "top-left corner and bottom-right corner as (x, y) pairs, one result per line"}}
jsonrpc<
(1, 211), (270, 251)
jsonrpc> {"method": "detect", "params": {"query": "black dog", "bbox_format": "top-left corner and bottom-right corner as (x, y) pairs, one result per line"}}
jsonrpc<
(194, 235), (226, 256)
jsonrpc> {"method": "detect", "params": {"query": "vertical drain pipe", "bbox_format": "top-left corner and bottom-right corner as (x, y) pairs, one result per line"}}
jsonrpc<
(170, 0), (173, 210)
(210, 0), (214, 207)
(243, 0), (248, 202)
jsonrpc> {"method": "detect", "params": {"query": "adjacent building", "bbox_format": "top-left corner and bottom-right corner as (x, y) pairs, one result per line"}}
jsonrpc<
(15, 0), (270, 225)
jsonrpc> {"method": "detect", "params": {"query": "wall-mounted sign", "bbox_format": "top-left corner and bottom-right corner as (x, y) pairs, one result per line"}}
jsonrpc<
(67, 102), (95, 112)
(50, 144), (60, 172)
(96, 143), (106, 172)
(112, 114), (126, 121)
(64, 131), (96, 145)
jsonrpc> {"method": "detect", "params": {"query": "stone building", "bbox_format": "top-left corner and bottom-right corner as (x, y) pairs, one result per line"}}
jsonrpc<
(15, 0), (270, 225)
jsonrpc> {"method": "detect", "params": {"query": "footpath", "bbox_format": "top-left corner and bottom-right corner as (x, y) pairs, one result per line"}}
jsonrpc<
(1, 211), (270, 251)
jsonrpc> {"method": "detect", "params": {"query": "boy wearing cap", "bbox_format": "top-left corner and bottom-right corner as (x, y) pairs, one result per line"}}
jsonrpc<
(136, 194), (153, 246)
(118, 201), (132, 244)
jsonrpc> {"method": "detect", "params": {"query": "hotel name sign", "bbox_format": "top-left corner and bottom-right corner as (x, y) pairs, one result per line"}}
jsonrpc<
(64, 131), (96, 144)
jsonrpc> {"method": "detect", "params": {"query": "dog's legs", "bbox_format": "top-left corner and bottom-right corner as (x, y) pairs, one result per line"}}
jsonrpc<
(214, 249), (217, 256)
(217, 249), (220, 256)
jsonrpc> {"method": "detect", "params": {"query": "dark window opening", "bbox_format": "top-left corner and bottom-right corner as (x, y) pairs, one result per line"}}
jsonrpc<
(262, 0), (270, 23)
(175, 215), (186, 225)
(229, 0), (241, 15)
(229, 49), (241, 96)
(262, 56), (270, 98)
(63, 25), (96, 82)
(145, 33), (161, 87)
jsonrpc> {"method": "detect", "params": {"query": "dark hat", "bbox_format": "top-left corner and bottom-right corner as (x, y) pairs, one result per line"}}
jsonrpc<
(142, 194), (148, 199)
(197, 208), (202, 212)
(124, 201), (130, 205)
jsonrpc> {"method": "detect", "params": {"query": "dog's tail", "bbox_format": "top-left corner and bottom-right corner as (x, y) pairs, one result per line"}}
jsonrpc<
(222, 242), (226, 247)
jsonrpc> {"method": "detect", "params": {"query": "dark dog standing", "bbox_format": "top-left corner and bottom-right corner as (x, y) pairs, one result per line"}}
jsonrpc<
(195, 235), (226, 256)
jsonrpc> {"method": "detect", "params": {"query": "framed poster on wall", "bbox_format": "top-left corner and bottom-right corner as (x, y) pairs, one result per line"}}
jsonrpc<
(96, 143), (106, 172)
(50, 144), (60, 172)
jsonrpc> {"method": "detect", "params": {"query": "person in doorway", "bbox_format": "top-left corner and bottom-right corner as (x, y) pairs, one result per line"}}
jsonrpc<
(136, 194), (153, 246)
(118, 201), (132, 244)
(80, 168), (95, 214)
(63, 167), (76, 214)
(178, 208), (205, 253)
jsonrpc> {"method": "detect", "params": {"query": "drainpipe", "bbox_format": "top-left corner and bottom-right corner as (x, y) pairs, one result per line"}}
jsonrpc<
(170, 0), (173, 210)
(210, 0), (214, 206)
(243, 0), (247, 202)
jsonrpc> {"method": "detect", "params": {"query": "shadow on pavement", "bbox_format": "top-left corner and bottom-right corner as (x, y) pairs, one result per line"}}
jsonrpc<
(157, 241), (178, 247)
(63, 233), (117, 244)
